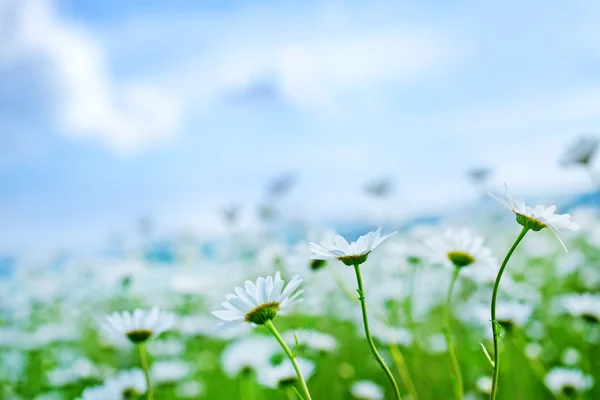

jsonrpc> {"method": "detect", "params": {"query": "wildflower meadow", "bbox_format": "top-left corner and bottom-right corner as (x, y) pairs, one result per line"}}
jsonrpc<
(1, 170), (599, 399)
(2, 1), (600, 399)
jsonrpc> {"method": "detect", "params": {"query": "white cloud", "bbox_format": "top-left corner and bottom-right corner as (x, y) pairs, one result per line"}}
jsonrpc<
(0, 0), (182, 153)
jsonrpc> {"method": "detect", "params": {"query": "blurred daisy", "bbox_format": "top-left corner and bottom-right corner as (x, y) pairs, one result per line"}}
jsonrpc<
(561, 348), (581, 366)
(309, 227), (397, 266)
(105, 369), (147, 398)
(524, 342), (543, 360)
(475, 376), (493, 394)
(221, 336), (279, 378)
(212, 272), (303, 332)
(489, 184), (579, 251)
(424, 228), (497, 270)
(176, 381), (204, 398)
(76, 383), (121, 400)
(101, 308), (175, 344)
(559, 293), (600, 323)
(258, 357), (315, 389)
(561, 136), (599, 167)
(544, 368), (594, 396)
(351, 380), (384, 400)
(494, 301), (533, 332)
(282, 329), (338, 354)
(151, 360), (193, 383)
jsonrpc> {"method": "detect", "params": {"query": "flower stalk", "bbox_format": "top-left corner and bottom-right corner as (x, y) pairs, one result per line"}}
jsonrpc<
(264, 319), (312, 400)
(137, 343), (153, 400)
(489, 226), (529, 400)
(443, 267), (463, 400)
(353, 263), (402, 400)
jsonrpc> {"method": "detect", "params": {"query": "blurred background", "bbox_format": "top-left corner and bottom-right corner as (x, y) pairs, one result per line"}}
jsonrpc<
(2, 1), (600, 400)
(2, 0), (600, 256)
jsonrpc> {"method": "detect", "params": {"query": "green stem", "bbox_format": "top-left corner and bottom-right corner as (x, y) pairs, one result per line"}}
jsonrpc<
(241, 370), (256, 400)
(330, 267), (418, 399)
(490, 226), (529, 400)
(443, 267), (463, 400)
(138, 343), (153, 400)
(353, 264), (402, 400)
(264, 319), (312, 400)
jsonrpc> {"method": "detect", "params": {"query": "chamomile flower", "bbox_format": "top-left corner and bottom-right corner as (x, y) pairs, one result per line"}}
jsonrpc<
(258, 357), (315, 389)
(351, 380), (385, 400)
(489, 184), (579, 251)
(221, 336), (279, 377)
(558, 293), (600, 323)
(282, 329), (339, 354)
(544, 368), (594, 395)
(104, 369), (147, 398)
(212, 272), (303, 332)
(76, 383), (121, 400)
(309, 227), (397, 266)
(424, 228), (497, 270)
(101, 308), (175, 344)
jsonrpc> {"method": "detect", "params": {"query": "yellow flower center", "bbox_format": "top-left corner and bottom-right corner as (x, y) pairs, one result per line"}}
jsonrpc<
(245, 301), (280, 325)
(447, 251), (475, 268)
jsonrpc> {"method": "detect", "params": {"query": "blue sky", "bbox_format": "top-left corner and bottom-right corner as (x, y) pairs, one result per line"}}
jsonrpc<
(1, 0), (600, 253)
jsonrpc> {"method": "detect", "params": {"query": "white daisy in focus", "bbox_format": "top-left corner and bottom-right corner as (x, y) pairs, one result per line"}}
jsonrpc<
(424, 228), (497, 270)
(489, 184), (579, 251)
(258, 357), (315, 389)
(561, 136), (599, 167)
(559, 293), (600, 324)
(544, 368), (594, 396)
(309, 227), (397, 266)
(212, 272), (303, 332)
(101, 308), (175, 344)
(350, 380), (384, 400)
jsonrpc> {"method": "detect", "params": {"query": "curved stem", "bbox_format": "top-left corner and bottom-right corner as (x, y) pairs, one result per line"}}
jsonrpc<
(353, 264), (402, 400)
(264, 319), (312, 400)
(443, 267), (463, 400)
(490, 226), (529, 400)
(138, 343), (153, 400)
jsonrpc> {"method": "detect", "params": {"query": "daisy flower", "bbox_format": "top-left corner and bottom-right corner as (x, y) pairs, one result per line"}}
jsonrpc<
(104, 369), (147, 398)
(309, 227), (397, 266)
(212, 272), (303, 332)
(488, 184), (579, 251)
(221, 336), (280, 377)
(258, 357), (315, 389)
(282, 329), (339, 354)
(101, 308), (175, 344)
(424, 228), (497, 269)
(544, 368), (594, 395)
(351, 380), (385, 400)
(76, 383), (121, 400)
(558, 293), (600, 323)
